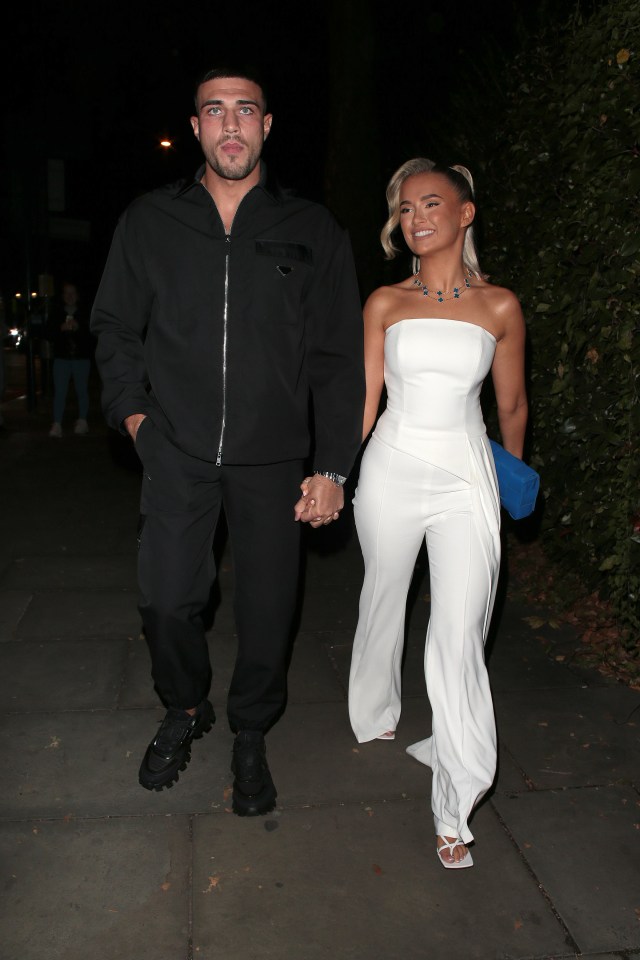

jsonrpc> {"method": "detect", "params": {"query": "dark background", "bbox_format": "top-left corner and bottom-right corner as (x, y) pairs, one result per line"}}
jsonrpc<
(1, 0), (584, 306)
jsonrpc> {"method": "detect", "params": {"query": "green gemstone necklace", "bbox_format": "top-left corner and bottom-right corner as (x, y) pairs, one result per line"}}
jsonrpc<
(413, 272), (472, 303)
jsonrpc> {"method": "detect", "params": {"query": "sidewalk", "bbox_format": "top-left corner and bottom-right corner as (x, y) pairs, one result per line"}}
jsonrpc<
(1, 374), (639, 960)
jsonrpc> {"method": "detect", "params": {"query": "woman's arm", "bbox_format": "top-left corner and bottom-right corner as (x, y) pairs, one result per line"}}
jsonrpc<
(490, 291), (528, 458)
(361, 288), (388, 441)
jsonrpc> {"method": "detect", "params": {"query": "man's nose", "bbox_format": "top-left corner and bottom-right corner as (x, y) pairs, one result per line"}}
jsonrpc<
(222, 110), (240, 133)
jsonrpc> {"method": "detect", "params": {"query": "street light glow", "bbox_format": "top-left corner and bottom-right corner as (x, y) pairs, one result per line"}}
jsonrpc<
(160, 139), (173, 148)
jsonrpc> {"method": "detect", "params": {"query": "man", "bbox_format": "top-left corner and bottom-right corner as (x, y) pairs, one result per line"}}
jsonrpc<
(91, 67), (364, 816)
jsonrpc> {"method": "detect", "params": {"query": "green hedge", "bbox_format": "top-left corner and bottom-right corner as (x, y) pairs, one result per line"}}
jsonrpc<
(478, 0), (639, 636)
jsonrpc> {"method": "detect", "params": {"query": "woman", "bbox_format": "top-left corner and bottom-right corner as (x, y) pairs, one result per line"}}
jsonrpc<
(349, 159), (527, 868)
(48, 282), (93, 437)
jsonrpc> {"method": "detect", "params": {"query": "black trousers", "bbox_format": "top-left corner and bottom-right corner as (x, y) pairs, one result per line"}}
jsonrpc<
(136, 418), (302, 732)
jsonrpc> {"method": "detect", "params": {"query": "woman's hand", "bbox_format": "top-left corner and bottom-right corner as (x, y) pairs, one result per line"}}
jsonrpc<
(294, 475), (343, 527)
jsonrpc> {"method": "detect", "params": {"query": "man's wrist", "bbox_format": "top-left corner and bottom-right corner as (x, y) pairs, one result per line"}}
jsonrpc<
(313, 469), (347, 486)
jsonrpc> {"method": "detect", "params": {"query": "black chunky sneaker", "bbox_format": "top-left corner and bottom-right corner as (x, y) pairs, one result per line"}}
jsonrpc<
(231, 731), (277, 816)
(139, 700), (215, 791)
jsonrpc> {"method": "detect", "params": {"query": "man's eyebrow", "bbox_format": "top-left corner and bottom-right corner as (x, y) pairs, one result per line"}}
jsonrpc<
(200, 98), (260, 109)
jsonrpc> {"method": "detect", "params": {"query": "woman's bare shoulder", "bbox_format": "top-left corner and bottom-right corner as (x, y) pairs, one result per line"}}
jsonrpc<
(364, 283), (407, 308)
(475, 280), (520, 309)
(363, 283), (407, 322)
(475, 280), (524, 328)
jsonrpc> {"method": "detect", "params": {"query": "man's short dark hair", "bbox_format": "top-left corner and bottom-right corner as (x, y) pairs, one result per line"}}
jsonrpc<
(193, 66), (269, 113)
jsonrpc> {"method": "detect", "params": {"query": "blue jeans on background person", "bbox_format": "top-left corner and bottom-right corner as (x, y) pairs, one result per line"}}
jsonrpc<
(52, 358), (90, 423)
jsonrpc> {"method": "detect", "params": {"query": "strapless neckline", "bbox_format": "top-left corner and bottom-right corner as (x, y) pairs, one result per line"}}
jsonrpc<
(385, 317), (497, 344)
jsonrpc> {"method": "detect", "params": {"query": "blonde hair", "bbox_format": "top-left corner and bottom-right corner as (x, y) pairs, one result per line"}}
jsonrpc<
(380, 158), (484, 279)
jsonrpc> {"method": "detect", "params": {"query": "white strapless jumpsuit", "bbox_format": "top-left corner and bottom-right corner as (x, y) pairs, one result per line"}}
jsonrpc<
(349, 318), (501, 844)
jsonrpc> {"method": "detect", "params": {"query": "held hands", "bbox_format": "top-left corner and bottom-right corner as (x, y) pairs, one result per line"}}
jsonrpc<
(294, 474), (344, 527)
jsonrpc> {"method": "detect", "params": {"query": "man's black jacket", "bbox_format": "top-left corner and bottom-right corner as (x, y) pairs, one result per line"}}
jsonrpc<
(91, 165), (365, 476)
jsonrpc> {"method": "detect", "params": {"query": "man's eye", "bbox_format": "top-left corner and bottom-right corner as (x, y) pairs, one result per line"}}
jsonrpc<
(239, 107), (253, 115)
(207, 107), (221, 115)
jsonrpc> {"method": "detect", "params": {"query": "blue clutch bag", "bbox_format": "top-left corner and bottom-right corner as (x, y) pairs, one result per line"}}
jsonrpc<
(489, 440), (540, 520)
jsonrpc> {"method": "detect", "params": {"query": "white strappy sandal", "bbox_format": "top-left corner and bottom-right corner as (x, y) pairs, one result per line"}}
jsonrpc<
(437, 837), (474, 869)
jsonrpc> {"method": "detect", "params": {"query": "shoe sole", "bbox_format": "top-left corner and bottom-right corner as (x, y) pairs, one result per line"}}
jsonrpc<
(232, 782), (277, 817)
(139, 705), (215, 791)
(139, 752), (191, 792)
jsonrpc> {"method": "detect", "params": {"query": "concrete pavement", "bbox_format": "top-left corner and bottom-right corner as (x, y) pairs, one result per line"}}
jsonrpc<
(1, 365), (639, 960)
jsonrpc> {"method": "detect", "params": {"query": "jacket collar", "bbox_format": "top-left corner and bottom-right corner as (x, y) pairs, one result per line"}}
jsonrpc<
(174, 161), (284, 203)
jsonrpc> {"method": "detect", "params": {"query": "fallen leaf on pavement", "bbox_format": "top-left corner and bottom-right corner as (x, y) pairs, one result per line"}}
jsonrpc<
(523, 616), (546, 629)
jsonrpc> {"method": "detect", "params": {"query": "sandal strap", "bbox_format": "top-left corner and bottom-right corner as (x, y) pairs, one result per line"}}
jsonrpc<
(438, 837), (464, 855)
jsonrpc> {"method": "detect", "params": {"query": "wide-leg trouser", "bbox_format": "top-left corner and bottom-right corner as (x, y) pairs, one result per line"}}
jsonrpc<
(349, 434), (498, 843)
(135, 418), (302, 732)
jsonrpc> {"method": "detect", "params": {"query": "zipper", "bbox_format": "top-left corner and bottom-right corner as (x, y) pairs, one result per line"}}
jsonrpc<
(202, 177), (256, 467)
(216, 233), (231, 467)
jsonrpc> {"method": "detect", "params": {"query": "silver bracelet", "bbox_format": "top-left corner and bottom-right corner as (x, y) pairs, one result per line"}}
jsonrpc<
(314, 469), (347, 486)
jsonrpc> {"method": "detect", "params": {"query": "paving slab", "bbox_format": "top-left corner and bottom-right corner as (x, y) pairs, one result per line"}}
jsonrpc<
(2, 512), (137, 557)
(0, 551), (12, 582)
(492, 785), (640, 954)
(0, 589), (33, 640)
(0, 639), (127, 712)
(0, 555), (138, 590)
(487, 623), (597, 694)
(303, 537), (364, 589)
(493, 742), (534, 795)
(13, 588), (139, 639)
(191, 800), (570, 960)
(494, 686), (640, 789)
(297, 582), (361, 632)
(286, 631), (350, 703)
(0, 708), (235, 819)
(0, 815), (190, 960)
(1, 450), (139, 556)
(581, 955), (640, 960)
(1, 699), (438, 821)
(267, 698), (435, 808)
(487, 600), (608, 692)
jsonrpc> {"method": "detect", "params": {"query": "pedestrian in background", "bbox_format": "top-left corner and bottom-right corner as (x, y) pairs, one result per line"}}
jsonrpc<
(48, 281), (93, 437)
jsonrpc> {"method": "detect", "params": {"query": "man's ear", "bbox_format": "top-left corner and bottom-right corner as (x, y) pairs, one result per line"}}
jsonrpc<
(263, 113), (273, 141)
(190, 116), (200, 141)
